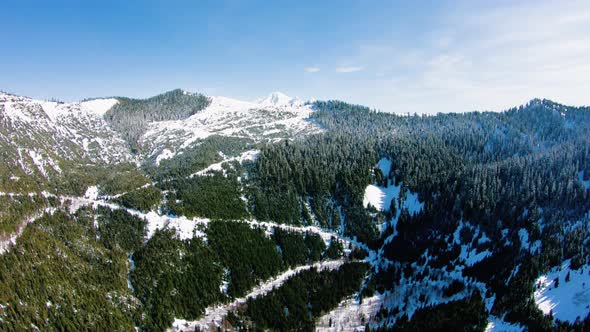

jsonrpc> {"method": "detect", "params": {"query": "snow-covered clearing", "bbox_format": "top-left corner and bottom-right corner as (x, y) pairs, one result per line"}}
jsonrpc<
(156, 148), (175, 165)
(485, 316), (524, 332)
(363, 158), (424, 215)
(316, 295), (382, 332)
(170, 259), (346, 332)
(534, 259), (590, 322)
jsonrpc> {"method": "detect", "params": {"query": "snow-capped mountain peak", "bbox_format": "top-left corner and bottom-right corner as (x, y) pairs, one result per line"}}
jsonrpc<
(257, 91), (301, 107)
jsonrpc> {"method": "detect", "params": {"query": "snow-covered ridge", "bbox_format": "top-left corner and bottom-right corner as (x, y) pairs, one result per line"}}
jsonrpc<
(256, 91), (302, 107)
(143, 92), (320, 162)
(0, 91), (133, 179)
(1, 91), (118, 122)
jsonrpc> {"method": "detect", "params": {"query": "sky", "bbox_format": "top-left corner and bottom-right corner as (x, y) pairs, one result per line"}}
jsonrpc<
(1, 0), (590, 114)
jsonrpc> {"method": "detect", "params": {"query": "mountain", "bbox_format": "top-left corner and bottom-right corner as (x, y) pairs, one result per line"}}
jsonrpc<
(139, 91), (319, 166)
(0, 91), (134, 191)
(256, 91), (301, 107)
(1, 91), (590, 332)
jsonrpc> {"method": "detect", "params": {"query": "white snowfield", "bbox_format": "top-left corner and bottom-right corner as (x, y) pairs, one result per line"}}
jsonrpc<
(143, 92), (321, 162)
(79, 98), (119, 117)
(534, 259), (590, 322)
(170, 259), (346, 332)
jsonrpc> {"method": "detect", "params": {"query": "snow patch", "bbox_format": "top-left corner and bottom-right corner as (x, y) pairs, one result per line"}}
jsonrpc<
(80, 98), (118, 117)
(363, 184), (399, 211)
(534, 260), (590, 322)
(363, 158), (423, 215)
(190, 149), (260, 177)
(485, 316), (524, 332)
(84, 186), (99, 201)
(376, 158), (391, 176)
(155, 149), (175, 165)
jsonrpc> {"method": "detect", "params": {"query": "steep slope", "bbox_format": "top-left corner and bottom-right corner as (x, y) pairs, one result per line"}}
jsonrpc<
(0, 92), (134, 191)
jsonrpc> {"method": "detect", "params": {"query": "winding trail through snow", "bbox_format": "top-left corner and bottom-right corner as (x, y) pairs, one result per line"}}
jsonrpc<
(170, 259), (347, 332)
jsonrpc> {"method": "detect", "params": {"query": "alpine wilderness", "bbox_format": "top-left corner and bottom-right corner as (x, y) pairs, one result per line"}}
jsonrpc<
(2, 1), (590, 331)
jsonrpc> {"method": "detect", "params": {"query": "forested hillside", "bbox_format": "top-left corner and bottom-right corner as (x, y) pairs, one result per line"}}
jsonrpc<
(1, 90), (590, 331)
(104, 89), (211, 152)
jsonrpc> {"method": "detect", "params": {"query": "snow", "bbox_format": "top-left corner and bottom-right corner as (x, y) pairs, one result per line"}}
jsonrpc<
(156, 148), (175, 165)
(518, 228), (541, 254)
(38, 101), (63, 121)
(80, 98), (118, 117)
(142, 94), (319, 160)
(478, 232), (491, 244)
(257, 91), (301, 107)
(518, 228), (529, 250)
(2, 100), (34, 123)
(170, 259), (345, 332)
(362, 158), (423, 215)
(485, 316), (524, 332)
(463, 248), (492, 266)
(316, 295), (383, 332)
(143, 211), (208, 240)
(403, 191), (424, 216)
(191, 149), (261, 177)
(27, 150), (60, 177)
(84, 186), (99, 200)
(376, 158), (391, 176)
(1, 92), (135, 172)
(60, 193), (353, 249)
(363, 184), (399, 211)
(60, 195), (208, 240)
(534, 260), (590, 322)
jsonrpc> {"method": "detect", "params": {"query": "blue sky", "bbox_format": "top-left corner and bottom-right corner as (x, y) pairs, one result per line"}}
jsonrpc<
(1, 0), (589, 113)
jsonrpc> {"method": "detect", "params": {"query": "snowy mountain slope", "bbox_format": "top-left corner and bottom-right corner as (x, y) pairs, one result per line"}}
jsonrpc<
(1, 89), (321, 182)
(143, 92), (321, 163)
(0, 92), (134, 188)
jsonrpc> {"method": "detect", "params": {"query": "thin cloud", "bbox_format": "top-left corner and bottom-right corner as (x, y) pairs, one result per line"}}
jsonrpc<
(341, 1), (590, 114)
(335, 66), (364, 73)
(304, 67), (321, 73)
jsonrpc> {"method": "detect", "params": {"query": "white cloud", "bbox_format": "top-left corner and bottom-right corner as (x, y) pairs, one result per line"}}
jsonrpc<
(337, 0), (590, 114)
(335, 66), (365, 73)
(304, 66), (321, 73)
